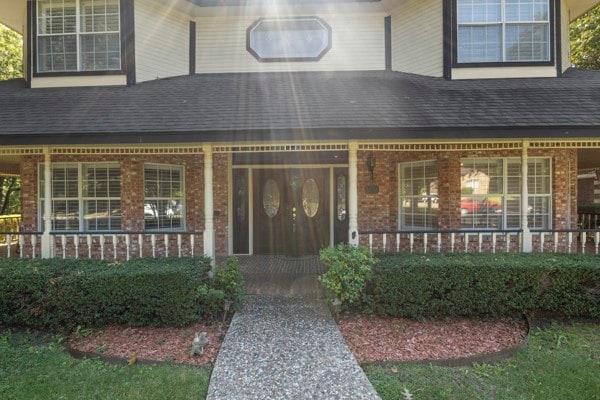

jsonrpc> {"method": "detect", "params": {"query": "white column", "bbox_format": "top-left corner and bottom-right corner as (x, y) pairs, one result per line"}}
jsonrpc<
(521, 141), (532, 252)
(203, 144), (216, 269)
(42, 147), (53, 258)
(348, 142), (359, 246)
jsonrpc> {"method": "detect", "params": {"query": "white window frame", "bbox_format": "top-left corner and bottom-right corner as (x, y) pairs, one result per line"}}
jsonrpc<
(38, 162), (121, 232)
(143, 163), (186, 232)
(397, 160), (439, 231)
(460, 157), (552, 230)
(36, 0), (122, 73)
(456, 0), (551, 63)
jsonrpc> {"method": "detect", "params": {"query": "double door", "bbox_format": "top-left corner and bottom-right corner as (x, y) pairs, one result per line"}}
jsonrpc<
(254, 168), (330, 255)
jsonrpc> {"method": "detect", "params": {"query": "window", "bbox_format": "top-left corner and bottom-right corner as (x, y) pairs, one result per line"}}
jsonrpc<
(460, 157), (551, 229)
(39, 163), (121, 231)
(456, 0), (551, 63)
(144, 164), (185, 231)
(36, 0), (121, 73)
(398, 161), (439, 230)
(247, 17), (332, 62)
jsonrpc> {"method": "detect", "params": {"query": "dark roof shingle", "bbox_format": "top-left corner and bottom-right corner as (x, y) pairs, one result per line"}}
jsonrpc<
(1, 69), (599, 144)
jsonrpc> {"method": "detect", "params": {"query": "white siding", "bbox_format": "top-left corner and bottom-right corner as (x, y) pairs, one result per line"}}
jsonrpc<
(561, 0), (572, 72)
(452, 66), (557, 79)
(31, 75), (127, 88)
(195, 15), (385, 74)
(135, 1), (190, 83)
(391, 0), (443, 77)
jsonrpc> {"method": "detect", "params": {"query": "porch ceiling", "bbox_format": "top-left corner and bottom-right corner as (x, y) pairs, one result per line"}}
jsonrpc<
(0, 155), (21, 176)
(578, 149), (600, 169)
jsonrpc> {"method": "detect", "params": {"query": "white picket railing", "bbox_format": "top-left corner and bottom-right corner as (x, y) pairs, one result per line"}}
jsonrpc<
(0, 231), (203, 260)
(360, 229), (600, 255)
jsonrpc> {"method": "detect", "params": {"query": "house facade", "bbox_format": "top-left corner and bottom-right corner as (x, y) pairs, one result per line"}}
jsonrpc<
(1, 0), (600, 260)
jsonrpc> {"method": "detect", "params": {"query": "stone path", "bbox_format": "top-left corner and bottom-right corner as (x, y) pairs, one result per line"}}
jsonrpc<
(207, 295), (381, 400)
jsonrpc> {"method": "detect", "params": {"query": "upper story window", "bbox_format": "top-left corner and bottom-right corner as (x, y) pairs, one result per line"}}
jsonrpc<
(36, 0), (121, 73)
(456, 0), (551, 64)
(247, 17), (332, 62)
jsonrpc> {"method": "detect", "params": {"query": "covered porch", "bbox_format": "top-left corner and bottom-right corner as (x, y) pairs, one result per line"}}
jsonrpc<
(2, 139), (600, 259)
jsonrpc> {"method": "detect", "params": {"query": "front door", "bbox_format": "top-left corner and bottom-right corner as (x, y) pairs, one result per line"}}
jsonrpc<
(254, 168), (330, 255)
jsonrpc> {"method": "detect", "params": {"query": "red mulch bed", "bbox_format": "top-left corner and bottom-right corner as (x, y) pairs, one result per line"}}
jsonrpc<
(337, 315), (528, 363)
(68, 316), (528, 366)
(69, 322), (227, 366)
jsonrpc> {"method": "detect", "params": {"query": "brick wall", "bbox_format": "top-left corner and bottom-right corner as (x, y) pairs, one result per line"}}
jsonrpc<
(17, 147), (578, 258)
(357, 148), (578, 251)
(19, 153), (212, 259)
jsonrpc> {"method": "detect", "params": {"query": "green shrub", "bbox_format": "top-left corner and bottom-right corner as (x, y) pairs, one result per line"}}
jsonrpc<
(0, 257), (212, 333)
(371, 253), (600, 319)
(196, 285), (225, 320)
(210, 256), (245, 312)
(319, 244), (378, 306)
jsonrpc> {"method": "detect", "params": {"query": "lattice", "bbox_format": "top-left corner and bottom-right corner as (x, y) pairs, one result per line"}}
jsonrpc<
(358, 141), (522, 151)
(213, 143), (348, 153)
(51, 146), (204, 155)
(529, 140), (600, 149)
(0, 148), (45, 156)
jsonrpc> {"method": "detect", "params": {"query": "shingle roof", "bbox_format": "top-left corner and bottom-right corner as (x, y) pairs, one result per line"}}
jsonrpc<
(1, 69), (599, 145)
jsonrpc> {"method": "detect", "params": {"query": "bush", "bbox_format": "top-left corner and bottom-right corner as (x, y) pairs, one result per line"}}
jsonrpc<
(210, 256), (245, 312)
(319, 244), (378, 306)
(371, 253), (600, 319)
(0, 257), (212, 333)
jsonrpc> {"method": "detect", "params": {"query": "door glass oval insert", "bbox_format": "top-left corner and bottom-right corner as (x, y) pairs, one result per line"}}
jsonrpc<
(336, 174), (347, 221)
(263, 178), (280, 218)
(302, 178), (320, 218)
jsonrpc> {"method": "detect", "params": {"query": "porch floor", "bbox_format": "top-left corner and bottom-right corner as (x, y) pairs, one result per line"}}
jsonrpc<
(236, 255), (326, 298)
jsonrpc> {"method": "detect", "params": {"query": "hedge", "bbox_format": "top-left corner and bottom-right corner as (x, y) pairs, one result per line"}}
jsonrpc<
(370, 253), (600, 319)
(0, 257), (217, 333)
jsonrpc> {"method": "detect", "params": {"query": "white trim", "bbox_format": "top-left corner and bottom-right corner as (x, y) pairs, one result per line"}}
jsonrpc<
(4, 139), (600, 158)
(329, 167), (335, 247)
(232, 164), (348, 169)
(521, 142), (532, 251)
(42, 148), (52, 258)
(227, 153), (233, 256)
(348, 142), (359, 246)
(203, 144), (215, 267)
(248, 168), (254, 255)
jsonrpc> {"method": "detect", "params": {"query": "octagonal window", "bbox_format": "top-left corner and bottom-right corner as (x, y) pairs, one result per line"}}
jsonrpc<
(247, 17), (332, 62)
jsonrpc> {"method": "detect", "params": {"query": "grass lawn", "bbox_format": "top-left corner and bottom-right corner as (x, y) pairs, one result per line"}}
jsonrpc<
(0, 331), (211, 400)
(365, 323), (600, 400)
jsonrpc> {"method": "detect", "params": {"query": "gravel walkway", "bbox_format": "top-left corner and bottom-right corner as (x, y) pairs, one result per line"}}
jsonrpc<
(207, 296), (381, 400)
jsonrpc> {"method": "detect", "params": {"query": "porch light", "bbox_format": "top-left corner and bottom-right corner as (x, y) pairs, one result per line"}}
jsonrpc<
(367, 153), (376, 180)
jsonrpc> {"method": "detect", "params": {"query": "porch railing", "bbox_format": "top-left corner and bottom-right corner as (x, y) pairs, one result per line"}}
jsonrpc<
(0, 231), (204, 260)
(578, 212), (600, 229)
(0, 214), (21, 246)
(359, 229), (600, 255)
